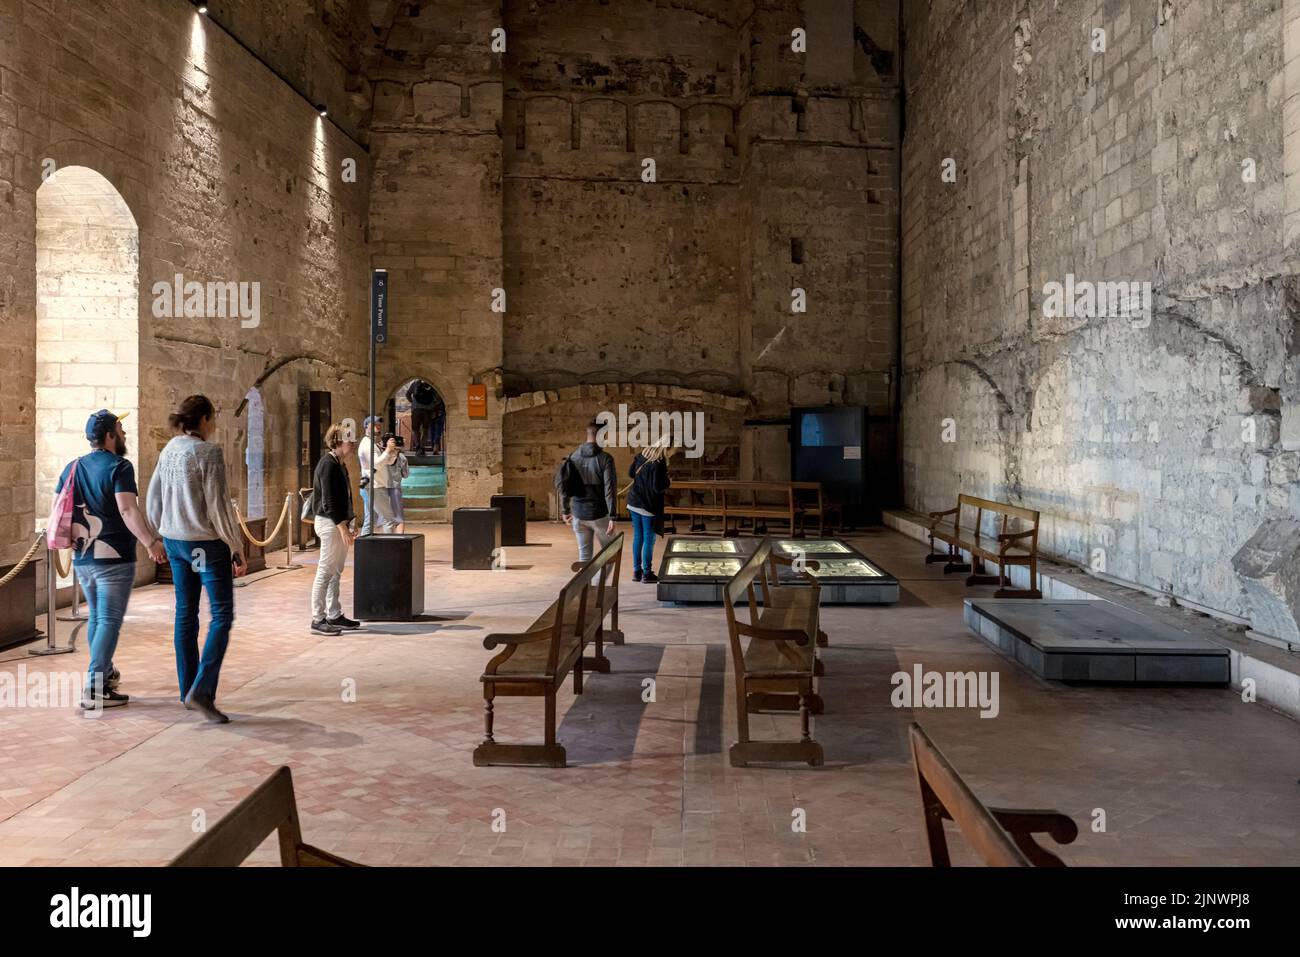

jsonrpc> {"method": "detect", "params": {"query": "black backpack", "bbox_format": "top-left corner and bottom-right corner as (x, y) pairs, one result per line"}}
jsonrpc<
(555, 456), (587, 499)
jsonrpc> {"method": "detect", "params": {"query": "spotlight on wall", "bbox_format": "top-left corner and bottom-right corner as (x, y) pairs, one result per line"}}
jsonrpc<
(194, 1), (208, 13)
(317, 104), (328, 117)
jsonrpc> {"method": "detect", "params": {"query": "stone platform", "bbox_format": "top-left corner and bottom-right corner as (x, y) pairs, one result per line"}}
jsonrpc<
(965, 599), (1231, 684)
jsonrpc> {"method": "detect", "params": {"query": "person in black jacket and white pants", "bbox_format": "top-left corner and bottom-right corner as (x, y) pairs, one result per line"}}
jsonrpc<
(310, 424), (359, 635)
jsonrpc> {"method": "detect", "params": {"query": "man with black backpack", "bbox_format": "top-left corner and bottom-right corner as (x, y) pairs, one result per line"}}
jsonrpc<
(557, 418), (618, 562)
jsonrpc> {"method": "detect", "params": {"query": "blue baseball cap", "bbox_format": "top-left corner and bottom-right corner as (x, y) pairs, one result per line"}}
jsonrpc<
(363, 415), (381, 428)
(85, 409), (128, 441)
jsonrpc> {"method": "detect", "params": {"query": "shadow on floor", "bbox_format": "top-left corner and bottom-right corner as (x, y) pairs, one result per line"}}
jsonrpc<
(557, 641), (666, 765)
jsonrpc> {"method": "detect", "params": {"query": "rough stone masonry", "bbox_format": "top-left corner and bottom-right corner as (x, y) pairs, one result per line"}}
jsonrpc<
(902, 0), (1300, 643)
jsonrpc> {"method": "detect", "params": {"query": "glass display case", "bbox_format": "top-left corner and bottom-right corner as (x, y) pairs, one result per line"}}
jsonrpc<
(663, 557), (743, 577)
(774, 539), (851, 555)
(666, 539), (740, 555)
(804, 558), (884, 578)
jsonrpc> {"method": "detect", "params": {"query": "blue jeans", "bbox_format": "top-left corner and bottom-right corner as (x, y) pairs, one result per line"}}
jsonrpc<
(164, 538), (235, 702)
(630, 512), (656, 574)
(359, 486), (372, 536)
(74, 562), (136, 693)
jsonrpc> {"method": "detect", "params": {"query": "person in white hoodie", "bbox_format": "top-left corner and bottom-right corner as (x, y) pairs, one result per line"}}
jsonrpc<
(146, 394), (245, 723)
(356, 415), (398, 535)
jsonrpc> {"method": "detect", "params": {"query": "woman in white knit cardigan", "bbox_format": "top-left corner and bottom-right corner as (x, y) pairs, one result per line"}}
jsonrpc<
(146, 394), (246, 723)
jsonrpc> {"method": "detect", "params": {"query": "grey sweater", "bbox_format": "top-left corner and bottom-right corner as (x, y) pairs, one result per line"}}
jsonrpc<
(146, 435), (244, 558)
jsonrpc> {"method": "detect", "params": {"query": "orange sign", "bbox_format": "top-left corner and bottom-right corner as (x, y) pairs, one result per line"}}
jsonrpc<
(467, 383), (487, 418)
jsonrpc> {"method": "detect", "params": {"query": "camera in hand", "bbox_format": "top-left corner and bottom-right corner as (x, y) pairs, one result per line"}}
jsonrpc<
(382, 432), (405, 448)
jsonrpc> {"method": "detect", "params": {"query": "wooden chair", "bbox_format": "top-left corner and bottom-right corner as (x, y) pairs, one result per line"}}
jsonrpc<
(723, 538), (824, 767)
(169, 766), (362, 867)
(909, 723), (1077, 866)
(474, 533), (623, 767)
(927, 494), (1042, 598)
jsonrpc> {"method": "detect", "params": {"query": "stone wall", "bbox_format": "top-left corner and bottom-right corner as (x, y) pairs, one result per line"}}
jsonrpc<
(499, 0), (902, 510)
(365, 0), (504, 514)
(0, 0), (371, 567)
(901, 0), (1300, 633)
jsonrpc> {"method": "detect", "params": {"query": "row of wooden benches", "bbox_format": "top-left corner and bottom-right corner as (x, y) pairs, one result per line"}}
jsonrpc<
(657, 480), (843, 537)
(171, 723), (1078, 868)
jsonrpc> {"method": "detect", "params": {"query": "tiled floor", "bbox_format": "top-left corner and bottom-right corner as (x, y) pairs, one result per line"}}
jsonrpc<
(1, 523), (1297, 866)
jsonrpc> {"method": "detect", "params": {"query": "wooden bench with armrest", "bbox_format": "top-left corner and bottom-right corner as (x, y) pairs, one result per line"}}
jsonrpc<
(724, 538), (824, 767)
(761, 547), (830, 650)
(169, 766), (363, 867)
(909, 723), (1077, 866)
(926, 494), (1042, 599)
(568, 538), (625, 661)
(473, 533), (623, 768)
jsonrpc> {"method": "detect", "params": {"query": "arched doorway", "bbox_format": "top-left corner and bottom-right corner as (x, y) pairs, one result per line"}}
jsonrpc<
(384, 377), (447, 519)
(34, 167), (140, 564)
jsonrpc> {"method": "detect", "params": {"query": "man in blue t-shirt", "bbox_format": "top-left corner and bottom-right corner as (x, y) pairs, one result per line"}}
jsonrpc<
(54, 410), (165, 710)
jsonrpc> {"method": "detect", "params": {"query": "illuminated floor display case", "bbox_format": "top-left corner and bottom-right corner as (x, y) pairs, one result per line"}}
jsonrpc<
(655, 536), (899, 604)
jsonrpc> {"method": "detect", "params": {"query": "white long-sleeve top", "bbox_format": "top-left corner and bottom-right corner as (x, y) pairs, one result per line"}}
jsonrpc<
(358, 436), (398, 488)
(146, 434), (244, 558)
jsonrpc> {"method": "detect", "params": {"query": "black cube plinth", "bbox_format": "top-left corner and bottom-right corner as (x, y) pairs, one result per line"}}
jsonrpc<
(489, 494), (527, 546)
(0, 562), (39, 651)
(354, 534), (425, 621)
(453, 507), (501, 569)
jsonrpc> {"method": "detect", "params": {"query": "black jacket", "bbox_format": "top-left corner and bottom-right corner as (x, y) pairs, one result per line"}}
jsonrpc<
(313, 452), (354, 526)
(626, 454), (670, 517)
(564, 442), (617, 520)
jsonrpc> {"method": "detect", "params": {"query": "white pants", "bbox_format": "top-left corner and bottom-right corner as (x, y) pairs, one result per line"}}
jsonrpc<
(572, 516), (613, 562)
(312, 516), (349, 621)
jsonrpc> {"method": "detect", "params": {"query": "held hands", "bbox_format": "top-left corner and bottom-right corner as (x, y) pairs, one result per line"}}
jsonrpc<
(561, 513), (571, 524)
(606, 519), (615, 535)
(232, 553), (248, 578)
(147, 539), (166, 564)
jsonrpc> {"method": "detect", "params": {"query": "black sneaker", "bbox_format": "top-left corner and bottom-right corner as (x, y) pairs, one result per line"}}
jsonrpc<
(642, 571), (659, 584)
(327, 615), (360, 629)
(311, 619), (343, 635)
(184, 689), (230, 724)
(632, 569), (643, 583)
(81, 689), (129, 710)
(106, 668), (121, 692)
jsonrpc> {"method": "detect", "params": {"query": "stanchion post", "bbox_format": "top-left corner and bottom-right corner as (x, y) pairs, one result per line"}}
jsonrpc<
(284, 492), (295, 569)
(30, 545), (78, 657)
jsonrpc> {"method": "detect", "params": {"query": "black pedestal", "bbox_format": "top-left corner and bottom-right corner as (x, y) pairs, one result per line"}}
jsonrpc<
(490, 494), (527, 546)
(0, 562), (39, 651)
(453, 507), (500, 569)
(354, 534), (425, 621)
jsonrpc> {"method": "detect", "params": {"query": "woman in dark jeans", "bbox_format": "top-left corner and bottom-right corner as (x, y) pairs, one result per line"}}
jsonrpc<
(626, 442), (671, 583)
(146, 395), (246, 722)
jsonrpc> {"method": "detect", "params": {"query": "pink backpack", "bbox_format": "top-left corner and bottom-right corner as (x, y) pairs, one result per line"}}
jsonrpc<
(45, 458), (79, 550)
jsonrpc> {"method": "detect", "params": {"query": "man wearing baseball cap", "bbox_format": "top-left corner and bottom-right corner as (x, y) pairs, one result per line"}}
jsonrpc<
(53, 410), (166, 711)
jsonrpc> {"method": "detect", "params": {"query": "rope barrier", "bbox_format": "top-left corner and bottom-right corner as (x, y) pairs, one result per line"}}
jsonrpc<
(0, 535), (47, 588)
(233, 495), (290, 548)
(52, 547), (72, 579)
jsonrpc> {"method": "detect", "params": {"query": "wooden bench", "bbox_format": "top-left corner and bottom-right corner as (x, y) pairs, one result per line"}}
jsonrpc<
(169, 766), (362, 867)
(723, 538), (824, 767)
(761, 547), (830, 651)
(474, 533), (623, 768)
(792, 481), (843, 536)
(568, 543), (625, 661)
(926, 494), (1042, 598)
(909, 723), (1077, 866)
(664, 480), (823, 538)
